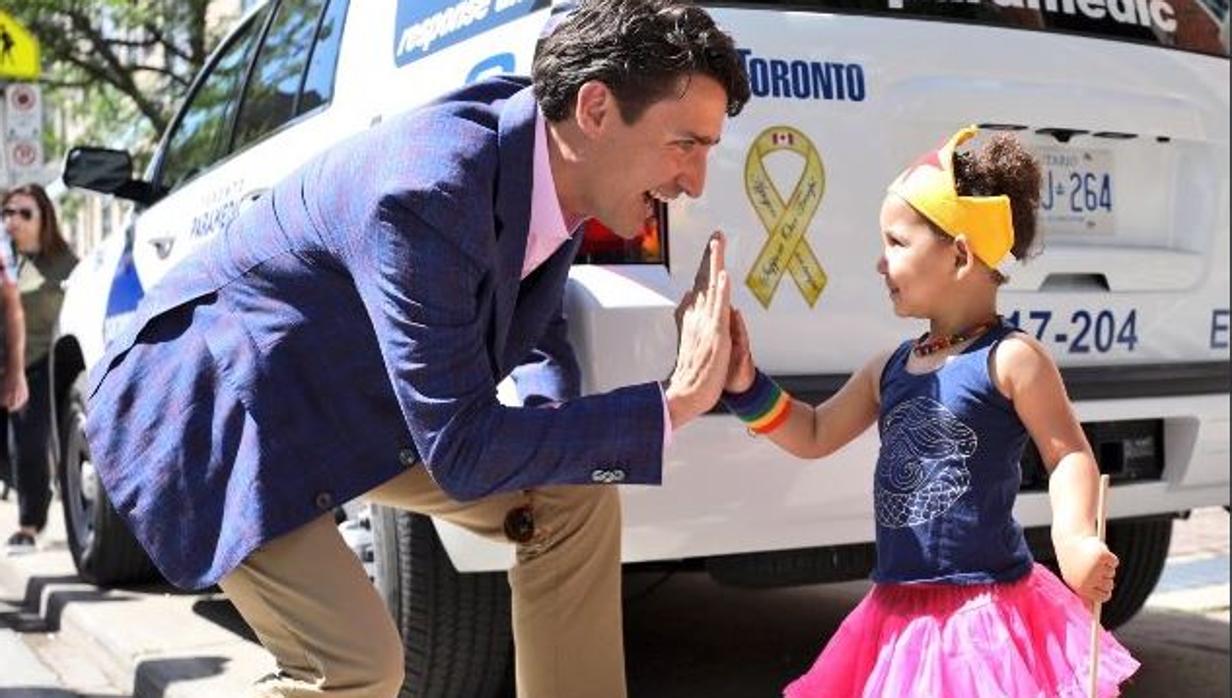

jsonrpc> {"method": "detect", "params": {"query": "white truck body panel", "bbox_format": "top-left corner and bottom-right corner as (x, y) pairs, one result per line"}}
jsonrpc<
(57, 1), (1229, 573)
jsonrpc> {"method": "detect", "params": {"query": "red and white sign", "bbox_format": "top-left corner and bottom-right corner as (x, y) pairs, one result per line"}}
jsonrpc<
(4, 83), (42, 139)
(6, 84), (39, 114)
(6, 137), (42, 172)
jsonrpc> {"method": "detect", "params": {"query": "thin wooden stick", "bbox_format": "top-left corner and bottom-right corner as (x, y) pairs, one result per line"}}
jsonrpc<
(1089, 473), (1111, 698)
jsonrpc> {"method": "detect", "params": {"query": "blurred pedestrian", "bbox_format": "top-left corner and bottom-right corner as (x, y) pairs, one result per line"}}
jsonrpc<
(0, 187), (28, 501)
(3, 183), (75, 552)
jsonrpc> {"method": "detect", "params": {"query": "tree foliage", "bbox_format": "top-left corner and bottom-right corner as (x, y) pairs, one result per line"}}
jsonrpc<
(6, 0), (242, 163)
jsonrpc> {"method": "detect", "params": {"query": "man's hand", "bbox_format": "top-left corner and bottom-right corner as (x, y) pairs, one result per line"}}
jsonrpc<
(1056, 534), (1118, 607)
(2, 368), (28, 412)
(665, 232), (731, 429)
(672, 236), (714, 342)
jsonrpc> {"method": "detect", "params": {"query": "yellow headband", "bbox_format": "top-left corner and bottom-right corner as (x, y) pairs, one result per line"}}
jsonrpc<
(888, 126), (1015, 270)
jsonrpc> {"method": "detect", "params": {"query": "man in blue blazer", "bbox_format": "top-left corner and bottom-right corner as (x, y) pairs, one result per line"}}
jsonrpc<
(86, 1), (749, 695)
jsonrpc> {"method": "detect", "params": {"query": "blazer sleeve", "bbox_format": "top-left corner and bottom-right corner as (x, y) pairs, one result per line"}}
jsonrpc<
(352, 195), (664, 501)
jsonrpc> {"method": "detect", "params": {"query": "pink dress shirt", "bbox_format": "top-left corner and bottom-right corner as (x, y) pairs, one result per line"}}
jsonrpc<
(522, 113), (674, 451)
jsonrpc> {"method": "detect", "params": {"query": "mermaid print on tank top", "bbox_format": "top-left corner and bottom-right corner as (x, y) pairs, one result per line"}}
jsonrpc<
(875, 396), (977, 528)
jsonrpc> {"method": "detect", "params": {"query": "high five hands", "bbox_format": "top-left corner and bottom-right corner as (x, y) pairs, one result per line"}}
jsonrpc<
(666, 232), (733, 429)
(667, 232), (758, 428)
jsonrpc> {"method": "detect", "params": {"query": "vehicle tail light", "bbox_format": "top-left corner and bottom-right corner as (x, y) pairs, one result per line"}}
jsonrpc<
(573, 201), (667, 265)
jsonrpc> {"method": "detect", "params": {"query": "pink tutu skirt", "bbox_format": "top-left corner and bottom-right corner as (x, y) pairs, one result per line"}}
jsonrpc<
(784, 564), (1139, 698)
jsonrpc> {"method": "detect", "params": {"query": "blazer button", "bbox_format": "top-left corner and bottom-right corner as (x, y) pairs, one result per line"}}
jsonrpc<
(314, 491), (334, 510)
(592, 469), (625, 484)
(503, 505), (535, 543)
(398, 449), (418, 467)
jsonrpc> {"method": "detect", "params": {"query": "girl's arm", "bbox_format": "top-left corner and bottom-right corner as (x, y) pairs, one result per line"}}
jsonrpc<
(725, 310), (884, 459)
(992, 334), (1117, 605)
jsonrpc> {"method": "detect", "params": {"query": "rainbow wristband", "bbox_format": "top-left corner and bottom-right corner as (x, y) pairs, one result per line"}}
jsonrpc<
(722, 370), (791, 434)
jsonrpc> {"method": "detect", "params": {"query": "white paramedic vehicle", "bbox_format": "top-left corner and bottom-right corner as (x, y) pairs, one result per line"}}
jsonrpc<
(53, 0), (1229, 694)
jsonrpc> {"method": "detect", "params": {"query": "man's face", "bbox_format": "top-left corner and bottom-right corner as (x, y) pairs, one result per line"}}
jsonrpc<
(582, 74), (728, 239)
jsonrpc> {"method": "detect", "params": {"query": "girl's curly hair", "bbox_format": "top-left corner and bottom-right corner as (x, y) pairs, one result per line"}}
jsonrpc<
(952, 133), (1043, 264)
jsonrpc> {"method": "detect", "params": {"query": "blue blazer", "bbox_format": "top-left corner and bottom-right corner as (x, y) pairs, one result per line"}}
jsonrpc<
(85, 77), (665, 590)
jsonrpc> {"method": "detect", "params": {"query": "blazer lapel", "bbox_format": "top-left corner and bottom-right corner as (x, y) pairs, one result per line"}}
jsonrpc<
(503, 231), (584, 370)
(490, 86), (537, 373)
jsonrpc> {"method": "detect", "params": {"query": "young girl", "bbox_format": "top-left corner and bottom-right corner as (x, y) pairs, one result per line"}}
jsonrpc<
(722, 127), (1139, 697)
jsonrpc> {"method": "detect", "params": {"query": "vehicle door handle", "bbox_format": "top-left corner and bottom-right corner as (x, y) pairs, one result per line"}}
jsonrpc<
(147, 236), (175, 260)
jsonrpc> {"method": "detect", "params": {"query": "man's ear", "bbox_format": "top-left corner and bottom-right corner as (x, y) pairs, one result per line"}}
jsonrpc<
(574, 81), (614, 138)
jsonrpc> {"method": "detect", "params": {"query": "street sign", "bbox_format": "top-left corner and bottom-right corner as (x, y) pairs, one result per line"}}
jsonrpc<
(5, 82), (41, 137)
(2, 79), (43, 185)
(0, 11), (40, 81)
(8, 138), (40, 168)
(4, 136), (43, 185)
(6, 83), (38, 115)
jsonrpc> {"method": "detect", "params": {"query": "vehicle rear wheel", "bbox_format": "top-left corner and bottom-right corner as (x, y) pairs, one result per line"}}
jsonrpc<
(1101, 516), (1172, 628)
(371, 504), (514, 698)
(58, 373), (159, 586)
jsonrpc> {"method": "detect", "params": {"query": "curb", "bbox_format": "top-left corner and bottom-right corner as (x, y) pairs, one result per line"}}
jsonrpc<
(0, 497), (268, 697)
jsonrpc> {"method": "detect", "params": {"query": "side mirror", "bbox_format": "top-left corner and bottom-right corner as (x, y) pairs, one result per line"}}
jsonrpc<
(62, 146), (165, 206)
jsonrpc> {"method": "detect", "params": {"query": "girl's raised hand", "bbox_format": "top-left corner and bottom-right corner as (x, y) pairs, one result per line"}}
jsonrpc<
(1057, 535), (1119, 606)
(726, 308), (755, 393)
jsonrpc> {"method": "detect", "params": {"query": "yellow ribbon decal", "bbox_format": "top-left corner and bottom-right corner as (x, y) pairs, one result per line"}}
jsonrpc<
(744, 126), (827, 309)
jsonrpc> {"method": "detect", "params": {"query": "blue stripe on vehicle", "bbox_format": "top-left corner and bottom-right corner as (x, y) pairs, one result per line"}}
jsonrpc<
(105, 242), (144, 318)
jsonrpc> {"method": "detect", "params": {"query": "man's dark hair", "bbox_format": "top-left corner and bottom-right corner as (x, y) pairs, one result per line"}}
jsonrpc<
(533, 0), (750, 124)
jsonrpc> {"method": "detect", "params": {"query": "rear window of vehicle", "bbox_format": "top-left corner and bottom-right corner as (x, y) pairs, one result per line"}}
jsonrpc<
(232, 0), (349, 153)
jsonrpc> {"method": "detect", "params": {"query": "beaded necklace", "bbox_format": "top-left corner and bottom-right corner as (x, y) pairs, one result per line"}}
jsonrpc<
(912, 316), (1001, 356)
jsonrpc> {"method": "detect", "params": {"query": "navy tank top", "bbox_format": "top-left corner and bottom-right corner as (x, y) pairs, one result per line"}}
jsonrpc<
(872, 320), (1034, 585)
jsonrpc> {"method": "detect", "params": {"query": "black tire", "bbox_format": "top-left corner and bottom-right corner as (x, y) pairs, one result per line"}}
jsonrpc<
(58, 373), (160, 586)
(1026, 515), (1172, 629)
(371, 504), (515, 698)
(1101, 516), (1172, 628)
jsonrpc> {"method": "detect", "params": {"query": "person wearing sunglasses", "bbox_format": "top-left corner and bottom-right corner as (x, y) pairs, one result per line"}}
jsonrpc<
(2, 184), (76, 553)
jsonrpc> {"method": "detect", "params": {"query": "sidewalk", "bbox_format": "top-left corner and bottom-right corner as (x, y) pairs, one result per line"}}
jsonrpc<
(0, 496), (269, 698)
(1143, 506), (1231, 621)
(0, 490), (1226, 696)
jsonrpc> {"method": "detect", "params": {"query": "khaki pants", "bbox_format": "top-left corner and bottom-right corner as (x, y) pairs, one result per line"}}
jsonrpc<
(218, 465), (625, 698)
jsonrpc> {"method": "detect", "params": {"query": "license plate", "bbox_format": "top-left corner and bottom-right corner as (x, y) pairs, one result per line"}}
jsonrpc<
(1037, 146), (1115, 236)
